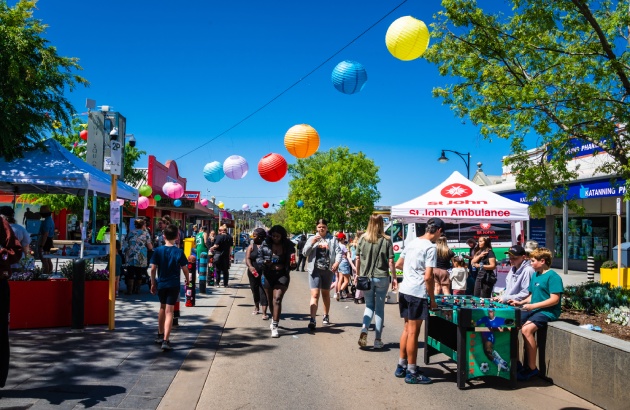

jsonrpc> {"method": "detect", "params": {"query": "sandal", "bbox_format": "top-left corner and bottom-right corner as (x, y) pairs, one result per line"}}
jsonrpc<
(252, 309), (260, 315)
(358, 331), (368, 347)
(262, 314), (269, 320)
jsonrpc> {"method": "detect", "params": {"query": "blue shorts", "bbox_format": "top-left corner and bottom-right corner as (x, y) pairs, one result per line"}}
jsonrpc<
(338, 263), (351, 275)
(398, 293), (429, 321)
(521, 310), (553, 329)
(158, 286), (180, 306)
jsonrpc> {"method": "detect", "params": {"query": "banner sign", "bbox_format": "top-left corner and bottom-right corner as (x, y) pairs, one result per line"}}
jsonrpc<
(501, 178), (627, 204)
(183, 191), (200, 201)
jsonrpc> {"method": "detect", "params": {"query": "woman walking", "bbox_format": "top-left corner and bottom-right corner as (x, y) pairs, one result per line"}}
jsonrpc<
(303, 219), (341, 331)
(259, 225), (296, 337)
(471, 236), (497, 298)
(245, 228), (269, 320)
(125, 218), (153, 295)
(434, 236), (455, 295)
(355, 215), (397, 349)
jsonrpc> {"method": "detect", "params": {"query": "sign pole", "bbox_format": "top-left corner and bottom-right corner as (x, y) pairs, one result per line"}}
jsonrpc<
(109, 175), (117, 330)
(618, 198), (622, 286)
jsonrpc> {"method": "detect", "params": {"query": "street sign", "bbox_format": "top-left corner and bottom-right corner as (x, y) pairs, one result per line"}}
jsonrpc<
(110, 140), (122, 176)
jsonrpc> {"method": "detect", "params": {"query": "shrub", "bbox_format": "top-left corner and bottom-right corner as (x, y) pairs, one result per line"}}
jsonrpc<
(606, 306), (630, 326)
(563, 282), (630, 313)
(601, 260), (618, 269)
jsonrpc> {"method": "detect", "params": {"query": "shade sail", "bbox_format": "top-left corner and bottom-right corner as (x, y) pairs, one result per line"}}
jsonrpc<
(391, 171), (529, 223)
(0, 138), (138, 200)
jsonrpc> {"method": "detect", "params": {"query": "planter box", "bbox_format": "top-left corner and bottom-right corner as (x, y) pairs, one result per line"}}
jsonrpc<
(545, 321), (630, 410)
(600, 267), (630, 288)
(9, 280), (109, 329)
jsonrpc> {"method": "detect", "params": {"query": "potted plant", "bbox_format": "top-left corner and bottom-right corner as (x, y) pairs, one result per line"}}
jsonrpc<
(599, 260), (630, 288)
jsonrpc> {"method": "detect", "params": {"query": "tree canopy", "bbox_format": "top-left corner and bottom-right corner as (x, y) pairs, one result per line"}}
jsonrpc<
(284, 147), (380, 233)
(0, 0), (88, 161)
(424, 0), (630, 216)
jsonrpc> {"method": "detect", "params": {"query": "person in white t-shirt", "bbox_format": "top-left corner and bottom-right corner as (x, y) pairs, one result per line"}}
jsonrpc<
(393, 217), (444, 385)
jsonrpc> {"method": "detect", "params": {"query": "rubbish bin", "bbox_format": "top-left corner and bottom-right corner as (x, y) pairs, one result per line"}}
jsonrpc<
(612, 242), (630, 267)
(183, 238), (195, 259)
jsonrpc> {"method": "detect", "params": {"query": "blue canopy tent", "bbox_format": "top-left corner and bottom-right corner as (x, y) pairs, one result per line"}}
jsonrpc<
(0, 138), (139, 256)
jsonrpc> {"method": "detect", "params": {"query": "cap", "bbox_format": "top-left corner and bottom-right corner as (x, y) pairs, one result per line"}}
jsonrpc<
(427, 217), (445, 230)
(39, 205), (51, 214)
(505, 245), (527, 256)
(336, 232), (346, 240)
(0, 206), (14, 217)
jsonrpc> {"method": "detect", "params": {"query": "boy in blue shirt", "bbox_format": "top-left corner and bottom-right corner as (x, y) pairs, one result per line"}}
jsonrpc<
(150, 224), (190, 351)
(509, 247), (563, 381)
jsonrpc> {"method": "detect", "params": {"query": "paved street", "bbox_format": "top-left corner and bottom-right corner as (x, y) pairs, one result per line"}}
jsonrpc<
(0, 253), (601, 409)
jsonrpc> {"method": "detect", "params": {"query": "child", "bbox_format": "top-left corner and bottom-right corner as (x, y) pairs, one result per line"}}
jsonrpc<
(509, 247), (563, 381)
(449, 256), (468, 295)
(150, 224), (190, 351)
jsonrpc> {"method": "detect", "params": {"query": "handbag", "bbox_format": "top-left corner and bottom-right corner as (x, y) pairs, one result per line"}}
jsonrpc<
(355, 237), (384, 291)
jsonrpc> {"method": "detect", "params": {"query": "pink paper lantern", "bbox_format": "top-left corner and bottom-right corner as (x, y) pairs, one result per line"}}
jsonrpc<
(116, 198), (125, 206)
(223, 155), (249, 180)
(163, 182), (184, 199)
(200, 198), (209, 206)
(138, 196), (149, 210)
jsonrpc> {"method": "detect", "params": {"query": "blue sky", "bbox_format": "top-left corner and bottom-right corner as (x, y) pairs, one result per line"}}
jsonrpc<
(32, 0), (513, 211)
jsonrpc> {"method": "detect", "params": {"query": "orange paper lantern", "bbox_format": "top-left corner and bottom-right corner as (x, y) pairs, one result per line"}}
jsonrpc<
(284, 124), (319, 159)
(258, 153), (288, 182)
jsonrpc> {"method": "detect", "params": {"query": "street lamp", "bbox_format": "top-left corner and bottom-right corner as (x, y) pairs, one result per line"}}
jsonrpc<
(437, 149), (471, 180)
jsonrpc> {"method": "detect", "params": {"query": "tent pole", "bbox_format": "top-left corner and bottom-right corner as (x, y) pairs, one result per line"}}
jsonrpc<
(563, 202), (569, 275)
(92, 195), (97, 243)
(81, 186), (88, 258)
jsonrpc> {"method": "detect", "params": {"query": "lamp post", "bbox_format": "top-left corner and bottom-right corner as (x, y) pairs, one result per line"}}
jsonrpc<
(437, 150), (471, 180)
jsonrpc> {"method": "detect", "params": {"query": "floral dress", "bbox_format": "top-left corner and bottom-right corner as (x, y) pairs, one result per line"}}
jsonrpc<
(125, 229), (152, 267)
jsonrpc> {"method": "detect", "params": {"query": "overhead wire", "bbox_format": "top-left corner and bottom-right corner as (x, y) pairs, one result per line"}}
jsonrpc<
(174, 0), (410, 161)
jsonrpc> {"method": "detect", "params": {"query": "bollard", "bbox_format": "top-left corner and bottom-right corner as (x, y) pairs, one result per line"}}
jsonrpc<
(587, 256), (595, 282)
(186, 259), (196, 307)
(71, 259), (86, 330)
(173, 300), (180, 326)
(208, 254), (215, 288)
(198, 252), (207, 294)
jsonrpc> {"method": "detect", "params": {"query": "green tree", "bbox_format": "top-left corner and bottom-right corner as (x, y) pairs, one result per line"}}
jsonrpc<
(425, 0), (630, 216)
(0, 0), (88, 161)
(285, 147), (380, 233)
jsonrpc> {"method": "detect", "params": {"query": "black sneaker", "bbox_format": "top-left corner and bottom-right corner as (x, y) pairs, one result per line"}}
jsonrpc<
(322, 315), (330, 325)
(161, 340), (173, 351)
(154, 333), (164, 344)
(308, 318), (316, 330)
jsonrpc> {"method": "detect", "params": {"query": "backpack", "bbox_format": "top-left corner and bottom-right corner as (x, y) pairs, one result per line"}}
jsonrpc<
(0, 217), (23, 269)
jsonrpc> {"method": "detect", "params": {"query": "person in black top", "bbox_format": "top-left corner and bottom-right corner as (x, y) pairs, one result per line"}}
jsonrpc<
(260, 225), (297, 338)
(245, 228), (269, 319)
(296, 235), (307, 271)
(470, 236), (497, 298)
(211, 224), (233, 287)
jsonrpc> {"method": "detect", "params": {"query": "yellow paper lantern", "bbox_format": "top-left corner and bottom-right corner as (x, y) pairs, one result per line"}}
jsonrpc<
(284, 124), (320, 159)
(218, 201), (225, 209)
(385, 16), (430, 61)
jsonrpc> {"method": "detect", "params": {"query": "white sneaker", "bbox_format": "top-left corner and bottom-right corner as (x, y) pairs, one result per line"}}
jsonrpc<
(271, 326), (279, 338)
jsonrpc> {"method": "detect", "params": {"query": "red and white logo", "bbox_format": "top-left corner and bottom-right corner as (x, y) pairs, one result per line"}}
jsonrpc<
(480, 223), (491, 230)
(440, 183), (472, 198)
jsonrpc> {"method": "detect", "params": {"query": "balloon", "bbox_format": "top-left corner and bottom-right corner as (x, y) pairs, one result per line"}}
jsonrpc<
(138, 196), (150, 210)
(154, 194), (162, 201)
(331, 60), (368, 94)
(139, 185), (152, 197)
(218, 201), (225, 209)
(279, 199), (286, 206)
(242, 204), (250, 211)
(203, 161), (225, 182)
(258, 153), (288, 182)
(223, 155), (249, 180)
(385, 16), (430, 61)
(116, 198), (125, 206)
(80, 129), (88, 141)
(262, 202), (270, 209)
(163, 182), (184, 199)
(284, 124), (320, 158)
(200, 198), (209, 206)
(296, 200), (304, 208)
(174, 199), (182, 207)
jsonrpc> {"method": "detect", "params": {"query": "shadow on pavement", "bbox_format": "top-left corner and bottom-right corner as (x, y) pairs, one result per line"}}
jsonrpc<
(0, 384), (126, 407)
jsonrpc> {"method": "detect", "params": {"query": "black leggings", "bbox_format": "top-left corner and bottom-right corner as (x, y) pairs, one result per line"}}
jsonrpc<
(247, 271), (268, 307)
(214, 259), (229, 286)
(474, 270), (496, 298)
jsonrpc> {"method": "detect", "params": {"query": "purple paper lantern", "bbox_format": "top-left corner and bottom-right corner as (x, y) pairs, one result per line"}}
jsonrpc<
(223, 155), (249, 180)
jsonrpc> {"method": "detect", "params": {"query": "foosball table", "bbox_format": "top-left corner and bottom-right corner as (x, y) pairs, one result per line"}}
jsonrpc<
(424, 295), (521, 389)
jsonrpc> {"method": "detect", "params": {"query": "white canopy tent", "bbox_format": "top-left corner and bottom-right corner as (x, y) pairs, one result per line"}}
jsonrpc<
(391, 171), (529, 242)
(0, 138), (139, 256)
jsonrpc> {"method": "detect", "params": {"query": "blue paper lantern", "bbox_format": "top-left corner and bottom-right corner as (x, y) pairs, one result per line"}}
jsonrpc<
(203, 161), (224, 182)
(331, 60), (368, 94)
(174, 199), (182, 207)
(296, 200), (304, 208)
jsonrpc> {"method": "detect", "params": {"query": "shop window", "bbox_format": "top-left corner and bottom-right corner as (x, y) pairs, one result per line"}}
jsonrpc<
(554, 217), (609, 260)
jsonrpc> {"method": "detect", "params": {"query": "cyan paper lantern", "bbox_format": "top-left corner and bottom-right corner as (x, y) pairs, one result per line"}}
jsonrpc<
(296, 200), (304, 208)
(203, 161), (224, 182)
(258, 153), (288, 182)
(138, 196), (149, 210)
(331, 60), (368, 94)
(385, 16), (430, 61)
(223, 155), (249, 180)
(174, 199), (182, 207)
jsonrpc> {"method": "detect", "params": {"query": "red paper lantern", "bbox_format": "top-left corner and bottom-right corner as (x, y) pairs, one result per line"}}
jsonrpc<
(258, 153), (288, 182)
(80, 130), (88, 141)
(262, 202), (269, 209)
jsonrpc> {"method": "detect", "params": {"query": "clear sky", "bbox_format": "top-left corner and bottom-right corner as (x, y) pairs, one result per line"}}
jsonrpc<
(31, 0), (513, 211)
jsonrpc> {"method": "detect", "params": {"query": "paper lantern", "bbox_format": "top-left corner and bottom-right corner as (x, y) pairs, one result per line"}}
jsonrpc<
(223, 155), (249, 180)
(385, 16), (430, 61)
(203, 161), (224, 182)
(200, 198), (209, 206)
(331, 60), (368, 94)
(80, 130), (88, 141)
(262, 202), (269, 209)
(258, 153), (288, 182)
(164, 182), (184, 199)
(154, 194), (162, 201)
(116, 199), (125, 206)
(138, 196), (149, 210)
(284, 124), (320, 159)
(218, 201), (224, 209)
(296, 200), (304, 208)
(139, 185), (152, 197)
(242, 204), (250, 211)
(279, 199), (286, 206)
(174, 199), (182, 207)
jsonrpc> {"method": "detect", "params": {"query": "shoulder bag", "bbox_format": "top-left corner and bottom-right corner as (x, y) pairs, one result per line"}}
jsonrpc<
(356, 237), (384, 291)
